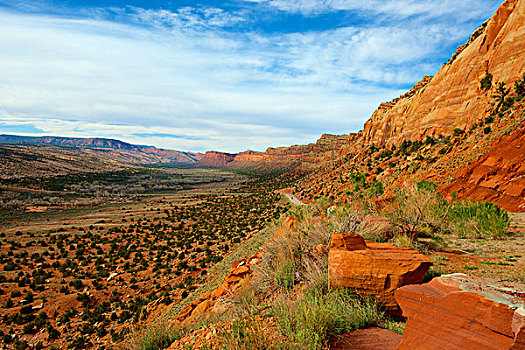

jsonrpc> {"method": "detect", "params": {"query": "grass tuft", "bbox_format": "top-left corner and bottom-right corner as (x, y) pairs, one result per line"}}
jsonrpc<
(127, 316), (179, 350)
(272, 289), (383, 350)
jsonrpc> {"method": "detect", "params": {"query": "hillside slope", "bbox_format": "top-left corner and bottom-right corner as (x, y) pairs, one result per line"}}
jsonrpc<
(291, 0), (525, 212)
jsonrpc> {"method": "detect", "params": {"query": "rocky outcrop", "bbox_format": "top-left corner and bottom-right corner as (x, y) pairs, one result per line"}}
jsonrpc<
(395, 274), (525, 350)
(195, 151), (237, 167)
(265, 133), (353, 159)
(230, 150), (266, 164)
(197, 133), (355, 169)
(362, 0), (525, 147)
(328, 232), (432, 310)
(441, 119), (525, 212)
(176, 253), (262, 324)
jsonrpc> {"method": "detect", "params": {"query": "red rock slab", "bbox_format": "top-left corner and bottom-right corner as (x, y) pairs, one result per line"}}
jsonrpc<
(328, 232), (432, 310)
(330, 327), (402, 350)
(396, 273), (525, 350)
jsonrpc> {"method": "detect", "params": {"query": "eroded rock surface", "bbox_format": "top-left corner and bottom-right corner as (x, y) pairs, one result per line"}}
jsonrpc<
(329, 327), (402, 350)
(396, 273), (525, 349)
(176, 253), (262, 325)
(328, 233), (432, 310)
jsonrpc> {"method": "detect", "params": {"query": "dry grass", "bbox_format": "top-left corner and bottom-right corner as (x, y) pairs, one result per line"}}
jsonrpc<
(253, 201), (367, 293)
(272, 289), (384, 350)
(217, 317), (273, 350)
(127, 315), (179, 350)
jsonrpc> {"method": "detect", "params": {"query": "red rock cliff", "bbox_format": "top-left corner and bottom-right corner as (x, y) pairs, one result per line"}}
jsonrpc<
(195, 151), (237, 167)
(362, 0), (525, 147)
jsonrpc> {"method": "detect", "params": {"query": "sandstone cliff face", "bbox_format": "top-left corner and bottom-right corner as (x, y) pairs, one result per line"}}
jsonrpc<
(265, 134), (353, 158)
(197, 134), (354, 169)
(195, 151), (237, 167)
(362, 0), (525, 147)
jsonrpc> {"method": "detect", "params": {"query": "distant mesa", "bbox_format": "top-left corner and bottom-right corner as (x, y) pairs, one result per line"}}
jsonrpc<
(195, 151), (237, 167)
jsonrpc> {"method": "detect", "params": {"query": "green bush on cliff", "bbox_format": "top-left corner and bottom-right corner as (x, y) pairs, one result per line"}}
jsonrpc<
(515, 73), (525, 99)
(448, 201), (510, 239)
(480, 72), (493, 90)
(385, 181), (510, 240)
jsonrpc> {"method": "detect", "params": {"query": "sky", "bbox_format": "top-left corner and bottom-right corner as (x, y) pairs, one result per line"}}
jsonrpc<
(0, 0), (502, 153)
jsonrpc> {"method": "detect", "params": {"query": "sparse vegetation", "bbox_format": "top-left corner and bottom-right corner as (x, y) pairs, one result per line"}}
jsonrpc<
(128, 317), (179, 350)
(384, 181), (510, 241)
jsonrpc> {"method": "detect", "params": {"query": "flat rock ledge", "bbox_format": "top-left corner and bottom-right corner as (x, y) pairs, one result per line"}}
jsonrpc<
(396, 273), (525, 349)
(329, 327), (402, 350)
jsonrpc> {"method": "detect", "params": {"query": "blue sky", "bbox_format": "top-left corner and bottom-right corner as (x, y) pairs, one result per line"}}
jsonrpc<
(0, 0), (502, 152)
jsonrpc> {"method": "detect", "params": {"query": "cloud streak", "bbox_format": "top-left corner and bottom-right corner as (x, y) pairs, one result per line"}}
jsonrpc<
(0, 1), (502, 152)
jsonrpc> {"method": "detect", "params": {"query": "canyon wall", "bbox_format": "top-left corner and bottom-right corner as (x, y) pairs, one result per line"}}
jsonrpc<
(362, 0), (525, 147)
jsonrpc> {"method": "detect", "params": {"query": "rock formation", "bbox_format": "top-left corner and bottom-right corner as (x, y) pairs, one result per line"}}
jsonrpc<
(329, 327), (402, 350)
(441, 119), (525, 212)
(195, 151), (237, 167)
(396, 274), (525, 349)
(362, 0), (525, 147)
(176, 253), (262, 325)
(328, 232), (432, 310)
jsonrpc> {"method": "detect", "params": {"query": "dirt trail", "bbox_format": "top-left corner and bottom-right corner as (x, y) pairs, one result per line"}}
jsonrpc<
(510, 213), (525, 233)
(284, 193), (305, 205)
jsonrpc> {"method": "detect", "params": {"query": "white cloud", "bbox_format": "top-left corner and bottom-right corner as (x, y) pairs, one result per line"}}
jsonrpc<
(0, 1), (500, 152)
(259, 0), (501, 21)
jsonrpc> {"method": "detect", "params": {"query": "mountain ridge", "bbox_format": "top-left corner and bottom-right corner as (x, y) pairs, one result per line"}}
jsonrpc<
(0, 134), (204, 165)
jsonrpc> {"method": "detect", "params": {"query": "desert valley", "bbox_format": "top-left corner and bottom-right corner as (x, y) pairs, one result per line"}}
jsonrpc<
(1, 0), (525, 349)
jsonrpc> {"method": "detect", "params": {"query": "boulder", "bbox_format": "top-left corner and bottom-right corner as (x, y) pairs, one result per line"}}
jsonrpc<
(395, 273), (525, 349)
(328, 232), (432, 310)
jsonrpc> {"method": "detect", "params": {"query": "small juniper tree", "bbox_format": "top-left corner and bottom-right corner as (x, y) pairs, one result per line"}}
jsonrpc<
(493, 82), (510, 112)
(480, 72), (493, 90)
(515, 73), (525, 99)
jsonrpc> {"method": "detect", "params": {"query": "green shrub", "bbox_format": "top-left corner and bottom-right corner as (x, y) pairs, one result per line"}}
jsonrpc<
(272, 289), (382, 350)
(447, 201), (509, 239)
(385, 182), (448, 241)
(493, 82), (510, 112)
(385, 182), (510, 241)
(480, 73), (493, 90)
(453, 128), (464, 137)
(273, 262), (296, 290)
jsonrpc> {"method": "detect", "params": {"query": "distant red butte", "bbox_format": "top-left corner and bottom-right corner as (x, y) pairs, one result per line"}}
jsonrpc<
(195, 151), (237, 167)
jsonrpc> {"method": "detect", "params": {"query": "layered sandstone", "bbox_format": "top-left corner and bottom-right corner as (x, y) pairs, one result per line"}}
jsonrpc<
(197, 133), (355, 169)
(396, 274), (525, 349)
(328, 232), (432, 310)
(362, 0), (525, 147)
(329, 327), (402, 350)
(441, 119), (525, 212)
